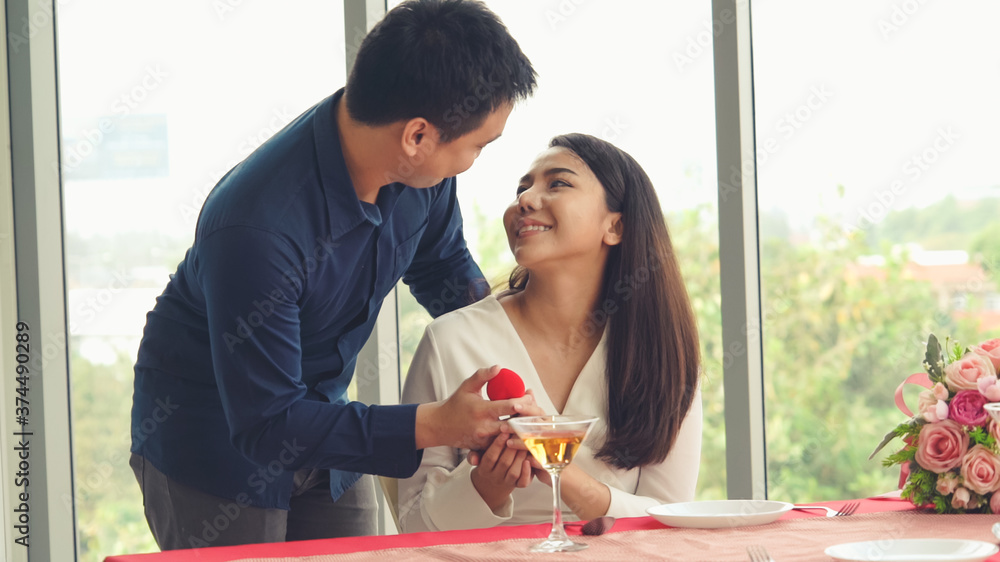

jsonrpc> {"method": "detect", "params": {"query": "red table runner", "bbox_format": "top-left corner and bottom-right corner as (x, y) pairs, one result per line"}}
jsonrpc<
(105, 496), (976, 562)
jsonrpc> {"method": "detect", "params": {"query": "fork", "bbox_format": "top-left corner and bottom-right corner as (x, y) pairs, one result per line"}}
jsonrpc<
(746, 545), (775, 562)
(835, 500), (861, 516)
(793, 500), (861, 517)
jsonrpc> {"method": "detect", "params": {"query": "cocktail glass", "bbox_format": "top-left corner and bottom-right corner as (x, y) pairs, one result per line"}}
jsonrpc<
(985, 403), (1000, 424)
(507, 414), (598, 553)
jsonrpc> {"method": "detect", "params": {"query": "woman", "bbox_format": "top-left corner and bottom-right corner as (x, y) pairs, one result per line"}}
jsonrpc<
(397, 133), (702, 532)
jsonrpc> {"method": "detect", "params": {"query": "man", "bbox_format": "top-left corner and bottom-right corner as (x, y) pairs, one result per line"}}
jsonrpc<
(130, 0), (538, 549)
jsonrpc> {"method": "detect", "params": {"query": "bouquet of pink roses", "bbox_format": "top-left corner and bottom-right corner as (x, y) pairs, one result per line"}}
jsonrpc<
(872, 334), (1000, 513)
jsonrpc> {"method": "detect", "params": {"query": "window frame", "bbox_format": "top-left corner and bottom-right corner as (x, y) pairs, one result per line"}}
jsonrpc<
(712, 0), (767, 499)
(3, 0), (76, 560)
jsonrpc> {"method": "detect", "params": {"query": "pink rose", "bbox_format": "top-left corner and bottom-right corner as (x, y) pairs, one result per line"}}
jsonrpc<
(915, 420), (969, 473)
(918, 390), (937, 416)
(952, 486), (971, 509)
(936, 472), (959, 495)
(922, 398), (949, 423)
(991, 421), (1000, 444)
(920, 388), (950, 422)
(972, 338), (1000, 372)
(991, 491), (1000, 514)
(961, 445), (1000, 494)
(950, 390), (989, 427)
(932, 382), (950, 401)
(978, 376), (1000, 401)
(936, 401), (950, 421)
(945, 353), (995, 391)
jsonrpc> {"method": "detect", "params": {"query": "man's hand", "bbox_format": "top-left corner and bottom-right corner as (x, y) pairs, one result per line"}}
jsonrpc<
(468, 388), (539, 466)
(415, 365), (543, 450)
(470, 433), (532, 511)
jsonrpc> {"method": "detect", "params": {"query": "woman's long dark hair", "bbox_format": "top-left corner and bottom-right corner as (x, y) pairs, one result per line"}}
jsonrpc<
(506, 133), (700, 469)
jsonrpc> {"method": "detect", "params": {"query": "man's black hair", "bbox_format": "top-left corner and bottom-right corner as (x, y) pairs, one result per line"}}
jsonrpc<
(346, 0), (536, 142)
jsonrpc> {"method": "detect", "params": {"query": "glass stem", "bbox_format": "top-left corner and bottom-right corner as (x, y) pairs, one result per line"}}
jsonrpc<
(547, 468), (571, 543)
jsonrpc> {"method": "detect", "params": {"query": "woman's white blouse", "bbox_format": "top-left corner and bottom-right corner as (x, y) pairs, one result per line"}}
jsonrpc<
(397, 294), (702, 532)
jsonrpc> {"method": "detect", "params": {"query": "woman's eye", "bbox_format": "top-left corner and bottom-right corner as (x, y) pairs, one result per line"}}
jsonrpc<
(550, 179), (570, 188)
(515, 186), (528, 195)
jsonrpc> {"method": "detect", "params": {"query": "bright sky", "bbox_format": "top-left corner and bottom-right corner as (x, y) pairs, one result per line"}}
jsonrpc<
(750, 0), (1000, 228)
(58, 1), (999, 241)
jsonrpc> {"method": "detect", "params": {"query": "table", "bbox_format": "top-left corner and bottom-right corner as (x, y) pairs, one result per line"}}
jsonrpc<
(104, 496), (1000, 561)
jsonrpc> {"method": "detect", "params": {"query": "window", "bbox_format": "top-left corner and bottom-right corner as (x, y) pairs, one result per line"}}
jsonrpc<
(390, 0), (725, 500)
(58, 2), (345, 558)
(752, 0), (1000, 501)
(9, 2), (992, 558)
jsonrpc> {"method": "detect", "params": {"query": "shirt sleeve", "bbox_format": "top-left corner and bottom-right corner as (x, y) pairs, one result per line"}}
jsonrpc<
(396, 327), (513, 532)
(401, 177), (489, 317)
(605, 389), (703, 517)
(198, 225), (421, 477)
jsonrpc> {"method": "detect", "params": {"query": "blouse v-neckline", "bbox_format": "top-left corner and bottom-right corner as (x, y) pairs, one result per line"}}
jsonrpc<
(484, 294), (606, 415)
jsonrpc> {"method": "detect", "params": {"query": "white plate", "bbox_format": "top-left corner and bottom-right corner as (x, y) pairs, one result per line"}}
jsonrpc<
(646, 500), (793, 529)
(825, 539), (999, 562)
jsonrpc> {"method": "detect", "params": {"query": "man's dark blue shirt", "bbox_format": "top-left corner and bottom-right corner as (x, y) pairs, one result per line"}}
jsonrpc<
(131, 88), (486, 509)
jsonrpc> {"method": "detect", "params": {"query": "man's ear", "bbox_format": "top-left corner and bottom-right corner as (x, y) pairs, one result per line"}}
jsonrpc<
(604, 213), (623, 246)
(401, 118), (438, 157)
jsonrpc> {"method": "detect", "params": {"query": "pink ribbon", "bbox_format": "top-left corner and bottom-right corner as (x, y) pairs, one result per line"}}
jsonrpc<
(894, 372), (932, 417)
(894, 373), (933, 490)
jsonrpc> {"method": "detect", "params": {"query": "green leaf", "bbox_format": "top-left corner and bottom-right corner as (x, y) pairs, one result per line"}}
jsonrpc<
(882, 447), (916, 467)
(970, 426), (995, 447)
(870, 417), (924, 460)
(951, 341), (964, 363)
(924, 334), (945, 382)
(871, 430), (901, 460)
(932, 495), (949, 513)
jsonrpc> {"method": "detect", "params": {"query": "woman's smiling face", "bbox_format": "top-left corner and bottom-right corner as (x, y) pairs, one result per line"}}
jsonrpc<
(503, 146), (622, 270)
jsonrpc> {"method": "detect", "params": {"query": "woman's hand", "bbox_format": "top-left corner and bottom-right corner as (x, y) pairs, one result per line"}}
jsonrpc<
(470, 433), (533, 512)
(527, 455), (552, 486)
(528, 458), (611, 521)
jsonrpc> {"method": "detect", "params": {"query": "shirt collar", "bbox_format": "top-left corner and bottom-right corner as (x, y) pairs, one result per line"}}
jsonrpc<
(314, 88), (380, 238)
